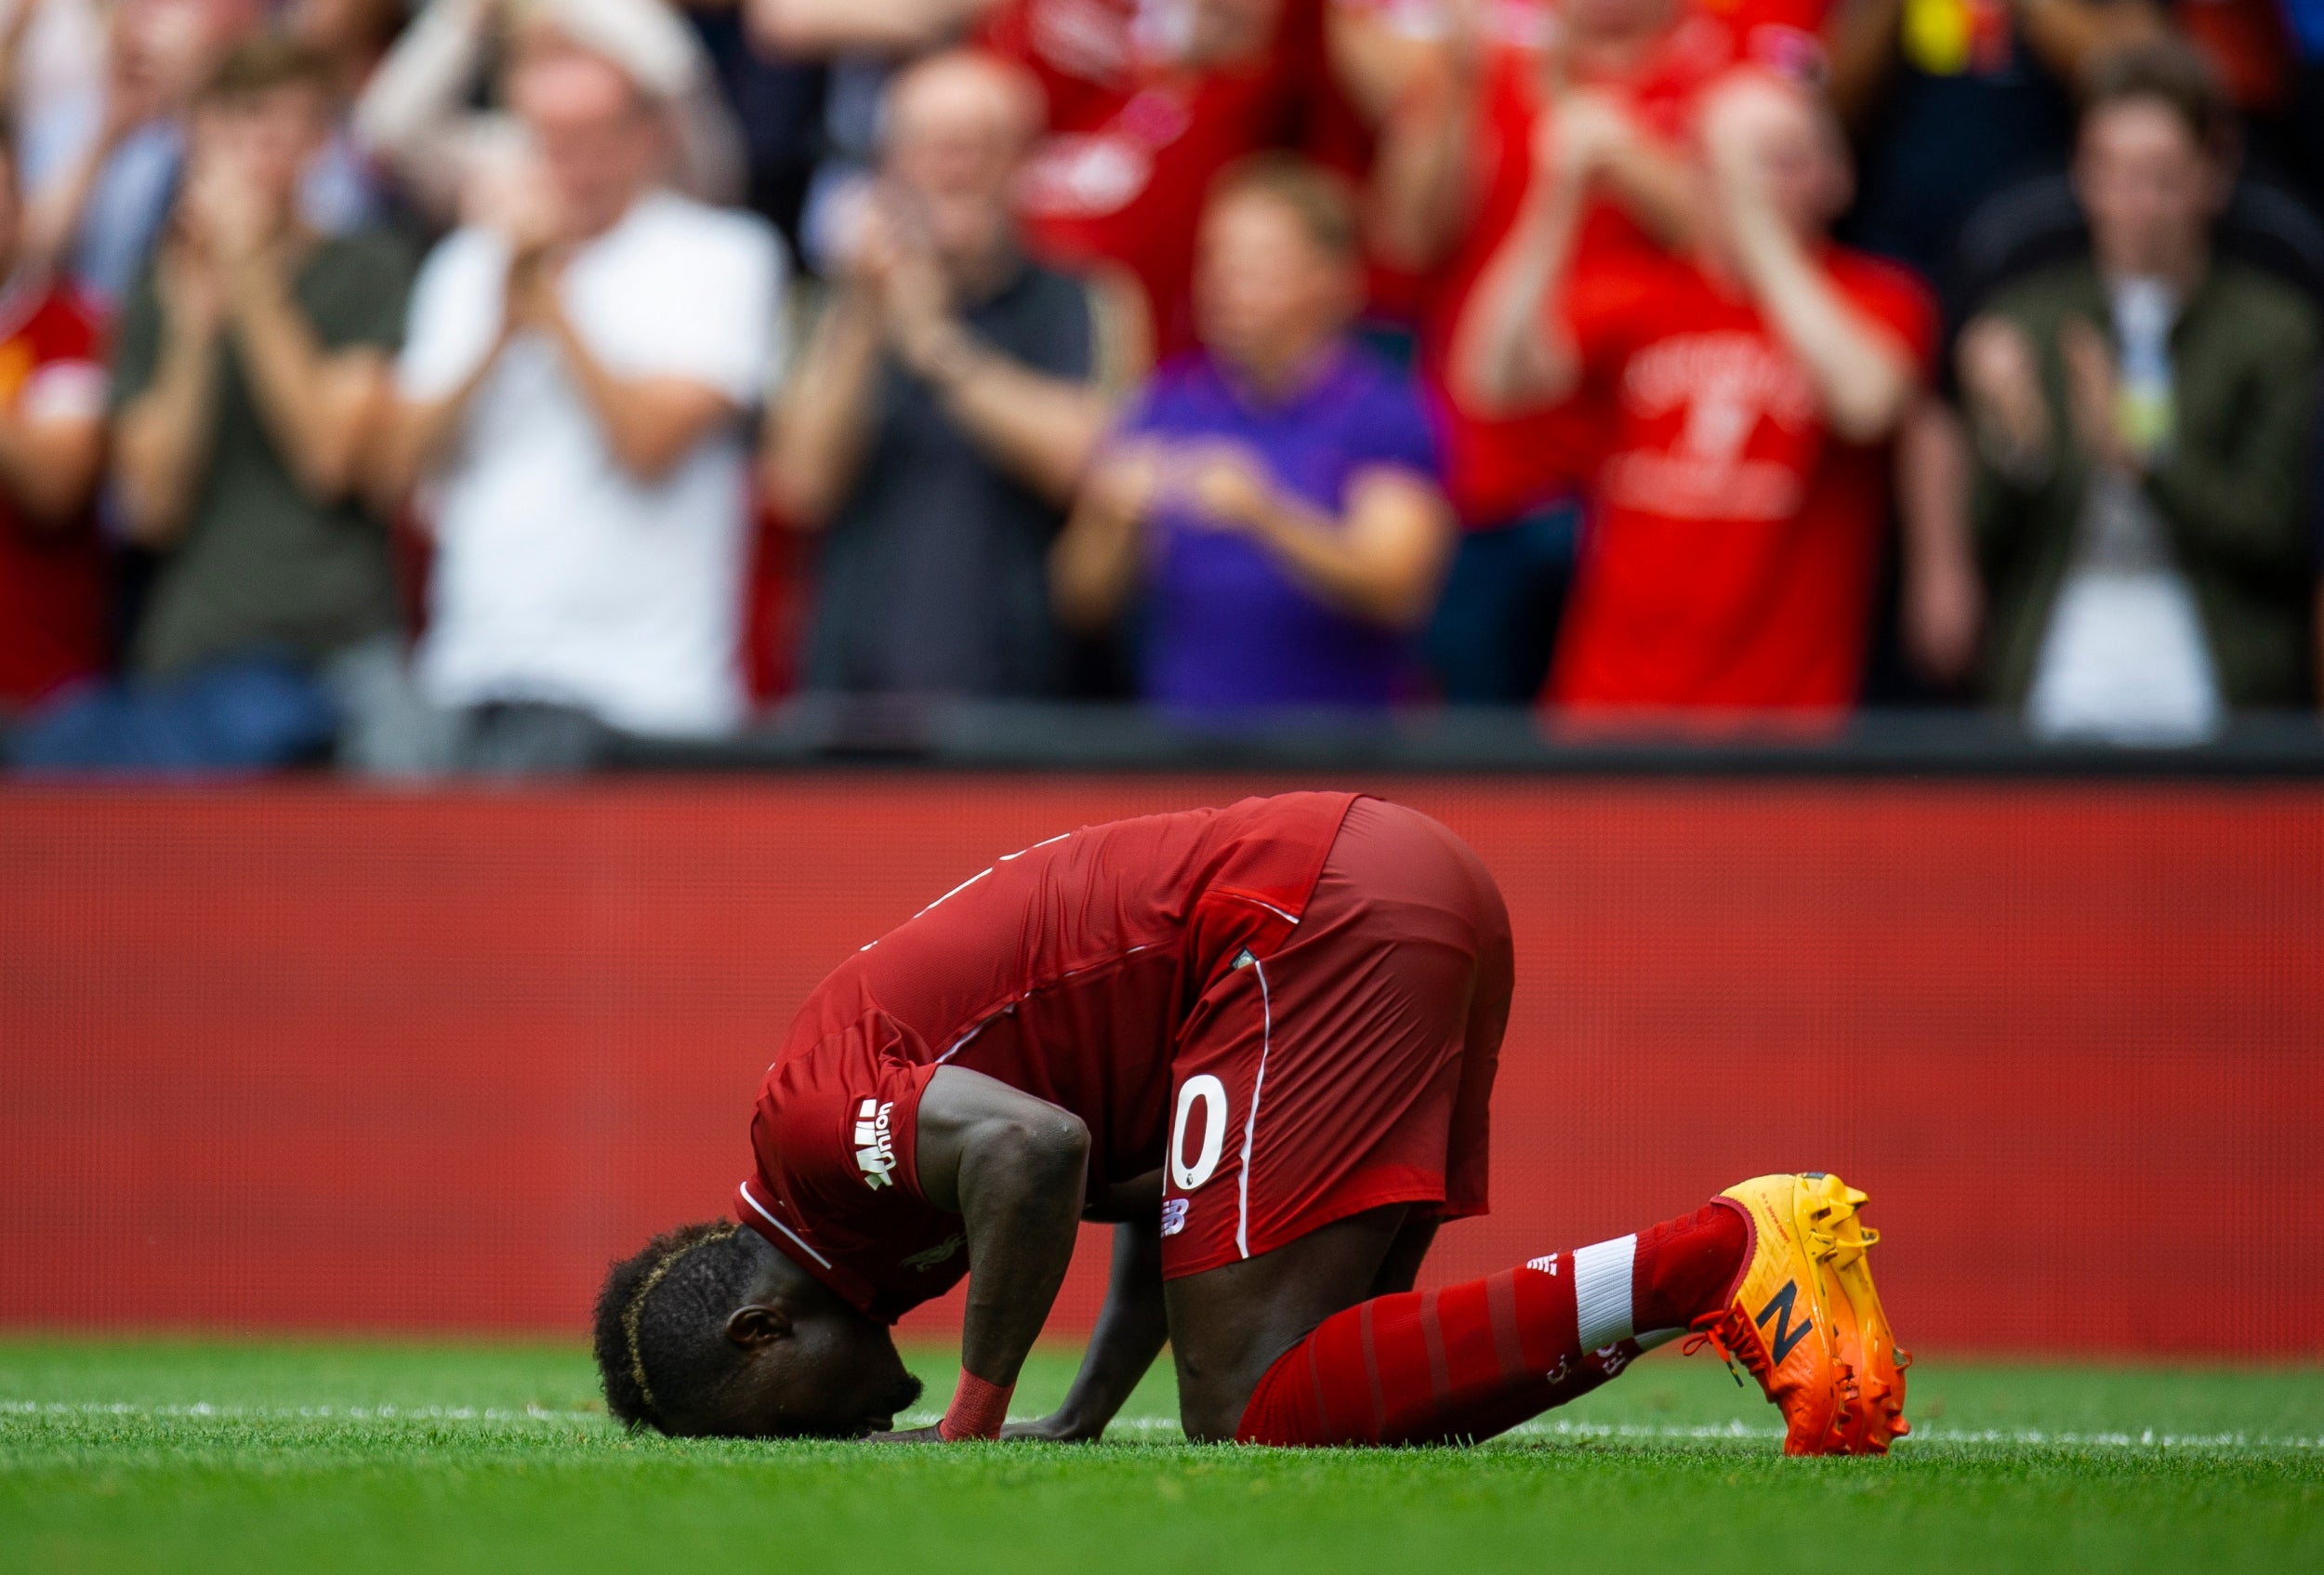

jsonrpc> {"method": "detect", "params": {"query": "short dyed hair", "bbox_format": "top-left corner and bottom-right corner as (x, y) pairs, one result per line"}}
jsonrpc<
(197, 33), (336, 109)
(1208, 152), (1362, 263)
(591, 1220), (760, 1434)
(2083, 40), (2231, 152)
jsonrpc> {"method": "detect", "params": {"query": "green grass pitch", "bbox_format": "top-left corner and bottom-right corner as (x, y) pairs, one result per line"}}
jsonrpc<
(4, 1339), (2319, 1573)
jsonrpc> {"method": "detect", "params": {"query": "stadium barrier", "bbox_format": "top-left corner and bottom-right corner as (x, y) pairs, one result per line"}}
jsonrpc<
(4, 768), (2320, 1357)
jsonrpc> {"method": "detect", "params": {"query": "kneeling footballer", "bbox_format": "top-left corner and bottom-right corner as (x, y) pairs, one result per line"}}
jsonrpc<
(595, 792), (1908, 1452)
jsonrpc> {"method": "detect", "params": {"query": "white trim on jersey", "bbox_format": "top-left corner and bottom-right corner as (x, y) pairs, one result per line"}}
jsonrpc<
(737, 1179), (833, 1269)
(935, 1022), (989, 1065)
(1235, 956), (1274, 1260)
(912, 867), (991, 920)
(997, 833), (1071, 862)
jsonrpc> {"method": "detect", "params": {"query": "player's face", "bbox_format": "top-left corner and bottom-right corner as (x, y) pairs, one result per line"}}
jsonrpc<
(721, 1305), (924, 1439)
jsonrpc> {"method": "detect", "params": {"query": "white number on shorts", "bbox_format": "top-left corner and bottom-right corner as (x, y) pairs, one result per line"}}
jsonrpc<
(1169, 1074), (1229, 1192)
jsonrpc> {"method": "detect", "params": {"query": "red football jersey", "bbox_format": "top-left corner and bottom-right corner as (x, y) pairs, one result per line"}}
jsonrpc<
(1547, 246), (1935, 714)
(0, 277), (106, 708)
(984, 0), (1312, 360)
(736, 791), (1357, 1321)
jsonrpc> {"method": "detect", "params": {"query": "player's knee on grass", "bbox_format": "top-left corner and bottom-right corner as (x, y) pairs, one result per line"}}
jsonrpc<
(1173, 1340), (1273, 1443)
(1165, 1206), (1419, 1442)
(593, 1221), (924, 1438)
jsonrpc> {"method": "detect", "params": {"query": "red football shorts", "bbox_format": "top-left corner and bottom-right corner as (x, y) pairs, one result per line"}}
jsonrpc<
(1157, 797), (1512, 1278)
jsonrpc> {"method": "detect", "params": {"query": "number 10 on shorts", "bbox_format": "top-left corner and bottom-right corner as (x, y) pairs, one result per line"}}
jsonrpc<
(1166, 1074), (1231, 1241)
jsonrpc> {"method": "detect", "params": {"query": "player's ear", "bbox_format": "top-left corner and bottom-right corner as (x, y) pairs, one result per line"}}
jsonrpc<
(724, 1303), (794, 1350)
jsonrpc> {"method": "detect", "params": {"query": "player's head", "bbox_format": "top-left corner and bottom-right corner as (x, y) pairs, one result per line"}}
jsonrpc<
(593, 1221), (924, 1437)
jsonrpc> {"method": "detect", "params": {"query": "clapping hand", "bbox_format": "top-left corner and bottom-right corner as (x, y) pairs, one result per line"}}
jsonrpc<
(180, 152), (275, 273)
(1083, 442), (1168, 526)
(1534, 86), (1637, 187)
(1169, 443), (1278, 533)
(493, 168), (569, 335)
(2058, 316), (2136, 472)
(154, 232), (224, 339)
(1956, 314), (2053, 478)
(848, 187), (963, 378)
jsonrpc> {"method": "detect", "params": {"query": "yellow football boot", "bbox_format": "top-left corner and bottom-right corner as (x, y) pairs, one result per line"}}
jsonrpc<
(1804, 1173), (1911, 1454)
(1685, 1172), (1855, 1456)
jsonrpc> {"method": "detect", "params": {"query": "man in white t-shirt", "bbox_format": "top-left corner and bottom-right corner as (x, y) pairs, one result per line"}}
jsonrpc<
(383, 38), (783, 752)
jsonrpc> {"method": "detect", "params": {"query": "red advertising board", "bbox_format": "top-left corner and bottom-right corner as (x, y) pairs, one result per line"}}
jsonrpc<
(3, 776), (2317, 1356)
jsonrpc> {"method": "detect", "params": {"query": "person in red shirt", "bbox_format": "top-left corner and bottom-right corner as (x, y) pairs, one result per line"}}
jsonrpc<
(1453, 69), (1930, 720)
(592, 792), (1908, 1455)
(984, 0), (1316, 359)
(1376, 0), (1719, 521)
(0, 138), (109, 715)
(1365, 0), (1823, 699)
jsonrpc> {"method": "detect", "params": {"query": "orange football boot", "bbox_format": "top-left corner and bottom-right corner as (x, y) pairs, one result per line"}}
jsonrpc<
(1804, 1173), (1911, 1454)
(1685, 1172), (1856, 1456)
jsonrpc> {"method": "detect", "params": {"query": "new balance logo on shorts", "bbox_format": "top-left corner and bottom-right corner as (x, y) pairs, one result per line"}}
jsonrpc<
(853, 1098), (897, 1189)
(900, 1232), (963, 1271)
(1160, 1198), (1189, 1237)
(1756, 1279), (1812, 1364)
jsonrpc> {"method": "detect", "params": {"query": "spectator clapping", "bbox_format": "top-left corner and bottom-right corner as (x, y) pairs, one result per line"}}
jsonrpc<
(0, 0), (2317, 773)
(383, 37), (784, 764)
(1054, 154), (1455, 711)
(766, 48), (1141, 699)
(16, 33), (412, 772)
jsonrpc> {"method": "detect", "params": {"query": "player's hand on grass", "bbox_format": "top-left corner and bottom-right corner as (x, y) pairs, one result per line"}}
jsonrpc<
(999, 1412), (1103, 1443)
(865, 1424), (946, 1444)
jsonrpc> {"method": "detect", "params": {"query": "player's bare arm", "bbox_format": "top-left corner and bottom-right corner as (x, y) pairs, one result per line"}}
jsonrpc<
(1005, 1212), (1169, 1441)
(869, 1066), (1090, 1441)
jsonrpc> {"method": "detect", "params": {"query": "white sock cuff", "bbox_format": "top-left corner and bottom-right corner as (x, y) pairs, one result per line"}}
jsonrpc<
(1572, 1234), (1637, 1352)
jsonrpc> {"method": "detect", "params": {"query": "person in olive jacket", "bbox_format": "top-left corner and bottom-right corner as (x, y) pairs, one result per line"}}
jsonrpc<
(1953, 43), (2318, 738)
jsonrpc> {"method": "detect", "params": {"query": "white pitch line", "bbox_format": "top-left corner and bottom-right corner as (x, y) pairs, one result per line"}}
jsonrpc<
(6, 1400), (2318, 1452)
(1499, 1417), (2324, 1450)
(0, 1400), (586, 1424)
(886, 1412), (2324, 1450)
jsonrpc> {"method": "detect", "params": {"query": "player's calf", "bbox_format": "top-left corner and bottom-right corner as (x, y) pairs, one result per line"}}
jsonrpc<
(1230, 1173), (1903, 1454)
(1231, 1198), (1749, 1447)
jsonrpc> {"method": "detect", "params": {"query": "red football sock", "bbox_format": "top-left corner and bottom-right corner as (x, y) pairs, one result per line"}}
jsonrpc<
(1235, 1200), (1746, 1447)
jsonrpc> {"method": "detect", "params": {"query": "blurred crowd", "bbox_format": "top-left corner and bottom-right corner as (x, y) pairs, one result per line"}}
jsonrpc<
(0, 0), (2318, 770)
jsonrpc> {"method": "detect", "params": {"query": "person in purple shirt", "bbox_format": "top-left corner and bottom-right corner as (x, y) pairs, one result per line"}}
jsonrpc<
(1051, 153), (1456, 712)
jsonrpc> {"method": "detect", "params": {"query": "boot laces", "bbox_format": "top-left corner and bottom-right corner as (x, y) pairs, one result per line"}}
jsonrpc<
(1683, 1306), (1766, 1390)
